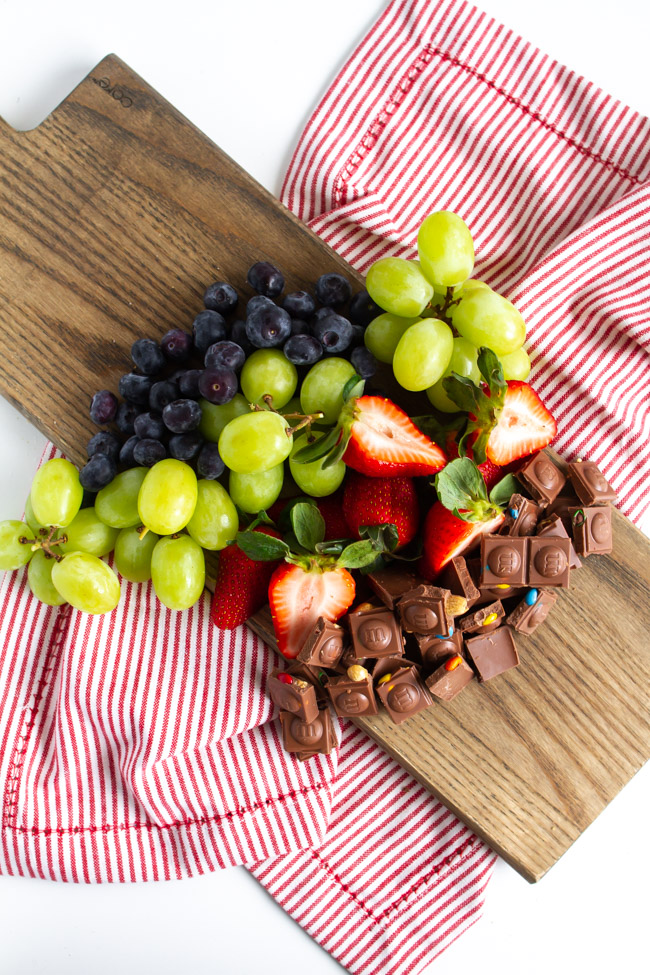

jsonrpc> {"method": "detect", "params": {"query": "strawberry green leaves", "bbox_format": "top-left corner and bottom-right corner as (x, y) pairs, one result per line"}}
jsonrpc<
(291, 374), (365, 468)
(442, 347), (507, 464)
(434, 457), (509, 524)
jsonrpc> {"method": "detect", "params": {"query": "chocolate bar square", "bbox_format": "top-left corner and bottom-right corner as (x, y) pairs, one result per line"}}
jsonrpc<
(505, 588), (558, 634)
(416, 629), (464, 670)
(426, 654), (475, 701)
(466, 558), (520, 604)
(348, 606), (404, 659)
(268, 669), (319, 723)
(367, 566), (423, 610)
(326, 668), (378, 717)
(567, 460), (617, 505)
(499, 494), (543, 536)
(457, 600), (505, 635)
(465, 626), (520, 681)
(398, 584), (451, 636)
(372, 656), (413, 683)
(545, 490), (581, 531)
(480, 536), (528, 587)
(439, 556), (480, 608)
(535, 513), (581, 568)
(569, 505), (613, 556)
(280, 708), (336, 755)
(527, 537), (571, 587)
(517, 453), (567, 504)
(287, 661), (330, 703)
(298, 617), (347, 668)
(375, 667), (433, 724)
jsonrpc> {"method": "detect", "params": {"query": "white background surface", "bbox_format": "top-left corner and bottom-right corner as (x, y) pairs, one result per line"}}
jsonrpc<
(0, 1), (649, 973)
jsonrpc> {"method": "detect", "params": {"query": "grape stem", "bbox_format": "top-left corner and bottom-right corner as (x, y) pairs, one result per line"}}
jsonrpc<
(435, 286), (462, 329)
(249, 397), (324, 437)
(19, 525), (67, 561)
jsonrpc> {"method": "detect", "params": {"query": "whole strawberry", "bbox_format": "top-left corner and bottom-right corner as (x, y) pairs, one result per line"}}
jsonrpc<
(210, 525), (282, 630)
(343, 472), (419, 549)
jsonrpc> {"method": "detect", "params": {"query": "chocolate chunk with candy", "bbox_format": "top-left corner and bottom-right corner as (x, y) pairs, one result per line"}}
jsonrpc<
(372, 655), (413, 683)
(268, 669), (320, 724)
(567, 460), (617, 506)
(287, 660), (330, 703)
(426, 654), (475, 701)
(375, 666), (433, 724)
(505, 588), (558, 634)
(439, 556), (480, 609)
(464, 625), (520, 682)
(415, 628), (464, 670)
(535, 513), (581, 568)
(569, 505), (613, 556)
(466, 558), (520, 605)
(367, 566), (423, 610)
(480, 536), (528, 587)
(397, 584), (451, 636)
(545, 490), (581, 532)
(298, 617), (347, 669)
(527, 536), (571, 587)
(457, 600), (505, 635)
(348, 605), (404, 659)
(499, 494), (543, 537)
(326, 665), (378, 717)
(280, 707), (336, 756)
(516, 453), (567, 504)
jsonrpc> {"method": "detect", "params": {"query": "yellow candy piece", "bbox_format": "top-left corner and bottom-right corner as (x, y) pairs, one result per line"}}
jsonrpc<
(483, 612), (498, 625)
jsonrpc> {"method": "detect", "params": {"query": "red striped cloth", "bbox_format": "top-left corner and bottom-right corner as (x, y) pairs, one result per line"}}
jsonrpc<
(1, 2), (649, 975)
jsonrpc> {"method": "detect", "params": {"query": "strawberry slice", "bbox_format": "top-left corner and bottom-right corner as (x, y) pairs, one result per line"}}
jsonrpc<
(419, 502), (504, 580)
(343, 472), (419, 549)
(343, 396), (447, 477)
(210, 526), (283, 630)
(486, 381), (557, 464)
(269, 562), (356, 658)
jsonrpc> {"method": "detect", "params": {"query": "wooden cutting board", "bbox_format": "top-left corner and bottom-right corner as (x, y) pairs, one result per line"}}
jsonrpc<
(1, 56), (649, 883)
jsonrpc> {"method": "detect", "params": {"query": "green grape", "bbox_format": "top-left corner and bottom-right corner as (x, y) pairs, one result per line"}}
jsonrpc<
(459, 279), (490, 295)
(451, 288), (526, 355)
(500, 346), (531, 381)
(289, 432), (346, 498)
(95, 467), (148, 529)
(392, 319), (454, 392)
(219, 410), (292, 474)
(417, 211), (474, 288)
(24, 495), (45, 535)
(229, 465), (284, 514)
(51, 552), (121, 614)
(364, 313), (420, 363)
(366, 257), (434, 317)
(426, 337), (481, 412)
(27, 550), (67, 606)
(199, 394), (250, 443)
(151, 535), (205, 611)
(186, 480), (238, 550)
(57, 508), (119, 557)
(138, 459), (198, 535)
(300, 357), (356, 425)
(30, 458), (83, 528)
(0, 520), (35, 571)
(114, 526), (159, 583)
(240, 349), (298, 410)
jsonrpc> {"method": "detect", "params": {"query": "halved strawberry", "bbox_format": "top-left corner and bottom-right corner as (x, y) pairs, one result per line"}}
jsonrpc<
(343, 472), (419, 549)
(210, 526), (283, 630)
(343, 396), (447, 477)
(269, 562), (356, 658)
(486, 381), (556, 464)
(419, 502), (504, 580)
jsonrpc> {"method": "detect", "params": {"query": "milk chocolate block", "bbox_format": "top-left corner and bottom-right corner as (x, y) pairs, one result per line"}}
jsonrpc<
(480, 536), (528, 587)
(416, 629), (464, 670)
(298, 617), (347, 668)
(465, 625), (520, 681)
(567, 460), (617, 505)
(500, 494), (543, 536)
(570, 505), (613, 556)
(372, 656), (413, 683)
(545, 490), (581, 531)
(268, 669), (319, 723)
(426, 654), (475, 701)
(457, 600), (505, 635)
(367, 566), (423, 610)
(398, 585), (451, 636)
(326, 666), (378, 717)
(439, 556), (480, 609)
(375, 667), (433, 724)
(535, 513), (582, 569)
(517, 453), (567, 504)
(280, 707), (336, 755)
(287, 661), (330, 703)
(348, 606), (404, 659)
(527, 537), (571, 587)
(467, 558), (520, 604)
(506, 588), (558, 634)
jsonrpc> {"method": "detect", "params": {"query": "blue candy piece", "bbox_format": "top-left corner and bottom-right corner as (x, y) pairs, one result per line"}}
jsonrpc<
(449, 625), (454, 635)
(509, 507), (519, 519)
(525, 588), (539, 606)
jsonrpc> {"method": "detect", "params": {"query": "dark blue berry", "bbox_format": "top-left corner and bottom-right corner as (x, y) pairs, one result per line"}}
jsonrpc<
(203, 281), (238, 314)
(116, 401), (139, 436)
(79, 454), (116, 492)
(311, 307), (334, 324)
(283, 334), (323, 366)
(131, 338), (165, 376)
(350, 323), (365, 346)
(245, 303), (291, 348)
(350, 346), (378, 380)
(169, 430), (204, 463)
(133, 439), (167, 467)
(177, 369), (204, 399)
(134, 412), (165, 440)
(197, 443), (225, 480)
(247, 261), (284, 297)
(192, 310), (227, 355)
(90, 390), (118, 425)
(149, 379), (180, 413)
(290, 319), (311, 336)
(198, 367), (238, 405)
(283, 291), (316, 319)
(161, 329), (192, 362)
(349, 289), (382, 327)
(118, 373), (153, 406)
(315, 272), (351, 307)
(204, 341), (246, 372)
(311, 313), (353, 354)
(119, 435), (139, 467)
(246, 295), (274, 316)
(230, 319), (253, 355)
(162, 399), (203, 434)
(87, 431), (121, 464)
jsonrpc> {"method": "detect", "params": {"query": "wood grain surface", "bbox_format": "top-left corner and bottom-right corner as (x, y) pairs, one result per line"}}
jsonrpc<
(2, 56), (649, 883)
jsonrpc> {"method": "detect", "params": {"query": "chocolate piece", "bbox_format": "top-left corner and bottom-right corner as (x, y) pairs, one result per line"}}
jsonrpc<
(287, 661), (329, 703)
(375, 666), (433, 724)
(372, 655), (413, 683)
(334, 644), (368, 674)
(527, 537), (571, 587)
(506, 588), (558, 634)
(457, 600), (505, 635)
(570, 505), (613, 556)
(297, 617), (347, 668)
(397, 584), (451, 636)
(415, 629), (464, 670)
(545, 490), (580, 530)
(348, 606), (404, 659)
(464, 625), (519, 681)
(366, 566), (422, 610)
(466, 558), (520, 605)
(326, 666), (378, 717)
(280, 708), (336, 755)
(535, 513), (582, 569)
(517, 453), (567, 504)
(426, 654), (475, 701)
(480, 536), (528, 587)
(567, 460), (617, 505)
(439, 557), (480, 608)
(499, 494), (543, 536)
(268, 669), (319, 723)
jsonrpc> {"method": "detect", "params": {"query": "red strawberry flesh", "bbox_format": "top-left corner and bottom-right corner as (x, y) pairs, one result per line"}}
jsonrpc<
(344, 396), (447, 478)
(343, 472), (419, 548)
(486, 381), (556, 465)
(269, 562), (356, 659)
(419, 501), (505, 580)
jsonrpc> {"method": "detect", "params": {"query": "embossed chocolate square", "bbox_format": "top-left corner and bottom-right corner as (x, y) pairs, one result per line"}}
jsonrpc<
(517, 453), (567, 504)
(268, 668), (319, 723)
(326, 666), (378, 717)
(499, 494), (543, 537)
(367, 566), (423, 610)
(416, 629), (464, 670)
(569, 505), (613, 556)
(567, 460), (617, 506)
(480, 536), (528, 587)
(464, 625), (520, 682)
(280, 708), (336, 755)
(527, 536), (571, 587)
(426, 654), (475, 701)
(457, 600), (505, 635)
(348, 606), (404, 659)
(375, 667), (433, 724)
(466, 558), (520, 605)
(397, 584), (451, 636)
(535, 513), (582, 569)
(506, 588), (558, 634)
(439, 556), (480, 608)
(298, 617), (347, 669)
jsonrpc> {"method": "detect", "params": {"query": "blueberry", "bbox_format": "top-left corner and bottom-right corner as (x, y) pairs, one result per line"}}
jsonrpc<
(349, 289), (382, 327)
(350, 323), (365, 346)
(162, 399), (203, 434)
(131, 338), (165, 376)
(118, 372), (153, 406)
(204, 341), (246, 372)
(311, 306), (335, 324)
(198, 367), (238, 405)
(283, 334), (323, 366)
(192, 310), (228, 355)
(169, 430), (204, 463)
(133, 439), (167, 467)
(116, 401), (140, 436)
(90, 390), (118, 425)
(177, 369), (204, 399)
(315, 272), (351, 307)
(311, 313), (353, 354)
(290, 319), (311, 336)
(245, 303), (292, 348)
(197, 443), (225, 480)
(350, 346), (378, 380)
(134, 411), (166, 440)
(283, 291), (316, 319)
(161, 328), (192, 362)
(246, 295), (274, 316)
(247, 261), (284, 297)
(79, 454), (116, 492)
(230, 319), (253, 355)
(119, 435), (140, 467)
(149, 379), (180, 413)
(203, 281), (238, 315)
(87, 431), (121, 464)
